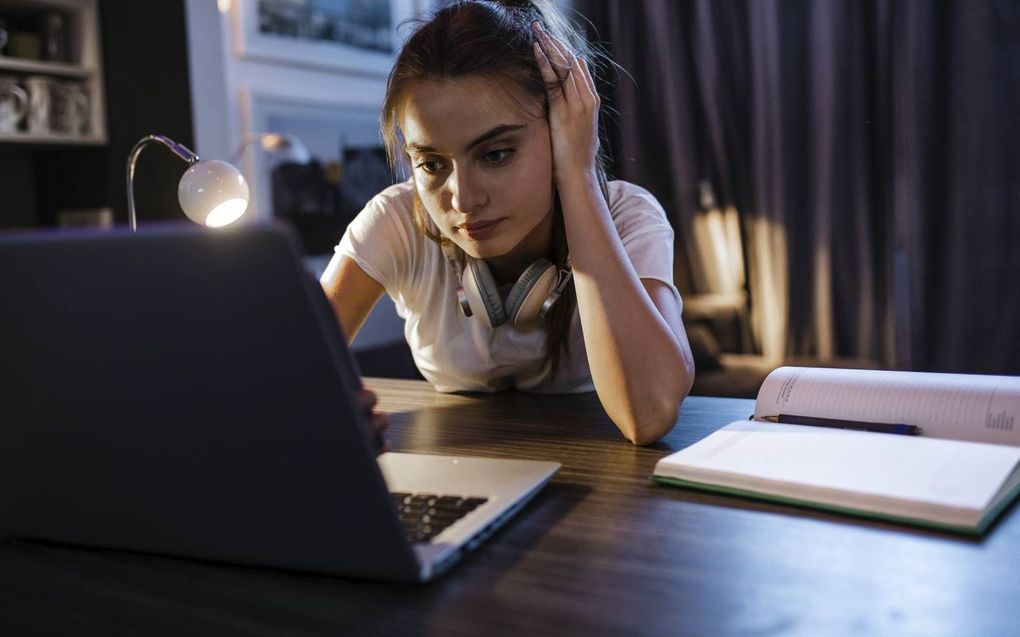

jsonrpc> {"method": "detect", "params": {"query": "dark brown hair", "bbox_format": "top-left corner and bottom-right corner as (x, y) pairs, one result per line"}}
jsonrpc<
(382, 0), (612, 378)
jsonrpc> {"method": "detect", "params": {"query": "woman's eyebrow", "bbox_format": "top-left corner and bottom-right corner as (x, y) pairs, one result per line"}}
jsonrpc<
(465, 123), (526, 151)
(405, 123), (526, 155)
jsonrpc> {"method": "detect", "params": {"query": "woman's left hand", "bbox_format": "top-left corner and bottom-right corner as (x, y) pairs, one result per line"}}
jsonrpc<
(532, 22), (600, 187)
(359, 387), (390, 455)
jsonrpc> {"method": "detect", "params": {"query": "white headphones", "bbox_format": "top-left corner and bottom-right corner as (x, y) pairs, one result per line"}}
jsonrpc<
(443, 244), (572, 328)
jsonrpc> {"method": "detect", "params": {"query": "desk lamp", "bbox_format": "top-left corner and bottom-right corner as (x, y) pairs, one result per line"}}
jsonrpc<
(126, 134), (250, 231)
(231, 132), (311, 165)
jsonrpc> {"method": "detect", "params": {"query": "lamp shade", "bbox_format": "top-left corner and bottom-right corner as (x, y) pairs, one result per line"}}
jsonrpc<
(177, 159), (250, 228)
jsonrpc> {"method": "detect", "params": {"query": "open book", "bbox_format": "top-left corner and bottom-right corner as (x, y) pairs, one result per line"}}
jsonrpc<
(653, 367), (1020, 534)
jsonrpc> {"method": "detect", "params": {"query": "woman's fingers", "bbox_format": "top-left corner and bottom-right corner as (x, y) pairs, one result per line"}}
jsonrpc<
(559, 51), (582, 100)
(533, 41), (569, 99)
(533, 39), (558, 85)
(576, 57), (599, 106)
(533, 23), (573, 85)
(371, 411), (390, 452)
(532, 22), (594, 107)
(360, 388), (378, 411)
(544, 31), (593, 105)
(359, 388), (389, 454)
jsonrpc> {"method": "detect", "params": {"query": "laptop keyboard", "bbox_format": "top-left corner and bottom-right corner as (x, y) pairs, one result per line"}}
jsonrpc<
(390, 492), (489, 544)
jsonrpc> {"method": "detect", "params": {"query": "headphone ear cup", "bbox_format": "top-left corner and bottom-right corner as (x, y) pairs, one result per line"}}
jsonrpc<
(462, 259), (506, 328)
(504, 259), (557, 326)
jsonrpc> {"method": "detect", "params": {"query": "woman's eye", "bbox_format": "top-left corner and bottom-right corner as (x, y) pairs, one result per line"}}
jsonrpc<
(416, 160), (442, 174)
(483, 148), (514, 164)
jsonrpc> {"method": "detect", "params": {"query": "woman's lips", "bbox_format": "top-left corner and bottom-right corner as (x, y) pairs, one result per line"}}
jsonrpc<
(458, 219), (503, 240)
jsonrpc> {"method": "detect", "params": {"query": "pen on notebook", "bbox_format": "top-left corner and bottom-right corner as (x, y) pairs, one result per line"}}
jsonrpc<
(761, 414), (923, 436)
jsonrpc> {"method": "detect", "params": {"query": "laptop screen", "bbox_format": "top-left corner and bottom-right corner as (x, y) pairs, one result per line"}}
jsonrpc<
(0, 222), (418, 578)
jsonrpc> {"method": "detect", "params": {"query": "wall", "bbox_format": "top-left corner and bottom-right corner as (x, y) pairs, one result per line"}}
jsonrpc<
(184, 0), (413, 351)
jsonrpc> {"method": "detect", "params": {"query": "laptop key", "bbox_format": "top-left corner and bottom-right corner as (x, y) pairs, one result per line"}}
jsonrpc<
(389, 492), (489, 544)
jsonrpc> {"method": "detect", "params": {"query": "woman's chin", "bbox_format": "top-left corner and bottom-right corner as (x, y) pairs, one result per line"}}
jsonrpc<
(454, 238), (510, 261)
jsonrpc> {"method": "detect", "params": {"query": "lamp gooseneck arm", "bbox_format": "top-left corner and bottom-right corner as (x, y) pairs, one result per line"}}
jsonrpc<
(126, 134), (201, 231)
(230, 133), (263, 165)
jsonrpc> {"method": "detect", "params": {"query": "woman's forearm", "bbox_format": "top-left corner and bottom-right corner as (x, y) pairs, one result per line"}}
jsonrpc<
(559, 175), (695, 444)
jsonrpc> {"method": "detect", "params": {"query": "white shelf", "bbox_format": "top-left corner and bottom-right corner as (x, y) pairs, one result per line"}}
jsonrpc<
(0, 56), (95, 78)
(0, 0), (105, 148)
(0, 131), (105, 145)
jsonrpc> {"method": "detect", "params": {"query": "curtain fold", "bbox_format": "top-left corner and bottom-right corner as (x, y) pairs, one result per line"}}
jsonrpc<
(578, 0), (1020, 373)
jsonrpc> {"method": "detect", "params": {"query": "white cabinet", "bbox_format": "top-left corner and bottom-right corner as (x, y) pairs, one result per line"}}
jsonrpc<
(0, 0), (105, 145)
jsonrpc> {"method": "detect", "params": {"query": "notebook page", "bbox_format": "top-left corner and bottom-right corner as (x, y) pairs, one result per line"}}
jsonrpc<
(658, 421), (1020, 514)
(753, 367), (1020, 446)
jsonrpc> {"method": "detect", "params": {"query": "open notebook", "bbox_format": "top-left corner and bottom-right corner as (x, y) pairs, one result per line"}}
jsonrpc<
(654, 367), (1020, 534)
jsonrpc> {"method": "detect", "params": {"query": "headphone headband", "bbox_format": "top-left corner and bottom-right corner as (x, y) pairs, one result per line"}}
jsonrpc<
(442, 243), (570, 328)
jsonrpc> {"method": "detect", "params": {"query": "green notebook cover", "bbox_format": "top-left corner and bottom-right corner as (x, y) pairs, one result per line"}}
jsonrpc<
(650, 473), (1020, 536)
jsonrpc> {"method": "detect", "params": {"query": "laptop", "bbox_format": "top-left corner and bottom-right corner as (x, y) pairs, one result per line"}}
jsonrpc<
(0, 222), (559, 582)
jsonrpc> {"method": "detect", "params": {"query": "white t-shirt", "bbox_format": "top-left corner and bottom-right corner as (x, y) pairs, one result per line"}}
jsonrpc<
(325, 179), (679, 394)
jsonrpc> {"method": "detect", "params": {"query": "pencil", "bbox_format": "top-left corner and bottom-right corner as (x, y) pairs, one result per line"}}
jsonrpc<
(761, 414), (923, 436)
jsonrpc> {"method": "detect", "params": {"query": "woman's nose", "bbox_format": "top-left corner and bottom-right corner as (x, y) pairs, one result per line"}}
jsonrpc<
(450, 168), (485, 214)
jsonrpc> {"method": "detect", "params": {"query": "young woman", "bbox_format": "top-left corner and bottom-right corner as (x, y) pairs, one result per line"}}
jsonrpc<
(322, 0), (694, 445)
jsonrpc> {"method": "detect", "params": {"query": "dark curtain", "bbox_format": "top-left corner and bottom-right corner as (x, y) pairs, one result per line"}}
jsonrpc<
(577, 0), (1020, 374)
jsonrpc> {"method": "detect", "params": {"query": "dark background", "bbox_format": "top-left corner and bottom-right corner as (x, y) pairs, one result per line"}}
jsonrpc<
(1, 0), (1016, 388)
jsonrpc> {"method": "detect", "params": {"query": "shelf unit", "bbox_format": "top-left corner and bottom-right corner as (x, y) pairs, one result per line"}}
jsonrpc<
(0, 0), (105, 145)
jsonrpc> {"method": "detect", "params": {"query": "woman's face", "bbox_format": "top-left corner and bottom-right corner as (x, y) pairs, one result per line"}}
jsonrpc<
(400, 76), (554, 263)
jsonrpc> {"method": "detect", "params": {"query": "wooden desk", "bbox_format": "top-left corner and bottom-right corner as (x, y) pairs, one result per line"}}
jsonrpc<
(1, 379), (1017, 635)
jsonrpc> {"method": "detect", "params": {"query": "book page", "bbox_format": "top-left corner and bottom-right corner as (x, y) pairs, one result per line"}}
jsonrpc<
(656, 421), (1020, 523)
(753, 367), (1020, 446)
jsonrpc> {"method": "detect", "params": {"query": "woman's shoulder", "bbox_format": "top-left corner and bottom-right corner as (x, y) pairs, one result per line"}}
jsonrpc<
(349, 180), (418, 236)
(606, 178), (656, 201)
(341, 179), (426, 265)
(605, 179), (672, 233)
(338, 179), (439, 294)
(364, 179), (416, 215)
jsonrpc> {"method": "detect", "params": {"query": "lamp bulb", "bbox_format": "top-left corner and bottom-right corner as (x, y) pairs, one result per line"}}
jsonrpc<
(177, 159), (250, 227)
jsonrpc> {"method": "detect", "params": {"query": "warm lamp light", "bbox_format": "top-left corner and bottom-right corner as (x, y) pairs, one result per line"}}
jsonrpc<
(126, 134), (250, 231)
(230, 132), (311, 165)
(178, 160), (249, 227)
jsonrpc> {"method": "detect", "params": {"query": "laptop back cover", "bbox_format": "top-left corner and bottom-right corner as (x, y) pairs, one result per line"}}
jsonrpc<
(0, 223), (419, 580)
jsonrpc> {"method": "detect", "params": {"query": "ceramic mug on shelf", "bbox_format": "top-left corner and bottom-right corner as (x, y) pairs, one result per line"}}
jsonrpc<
(0, 76), (28, 133)
(25, 75), (53, 134)
(52, 81), (89, 136)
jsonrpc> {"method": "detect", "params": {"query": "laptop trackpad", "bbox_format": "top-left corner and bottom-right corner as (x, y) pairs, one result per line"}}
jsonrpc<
(377, 452), (558, 501)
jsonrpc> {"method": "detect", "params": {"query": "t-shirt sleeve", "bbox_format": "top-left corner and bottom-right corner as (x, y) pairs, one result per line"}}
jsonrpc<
(610, 182), (680, 301)
(331, 186), (419, 294)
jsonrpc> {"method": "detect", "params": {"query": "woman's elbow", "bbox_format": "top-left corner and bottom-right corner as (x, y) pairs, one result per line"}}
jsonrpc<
(626, 422), (673, 446)
(616, 389), (688, 446)
(605, 353), (695, 445)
